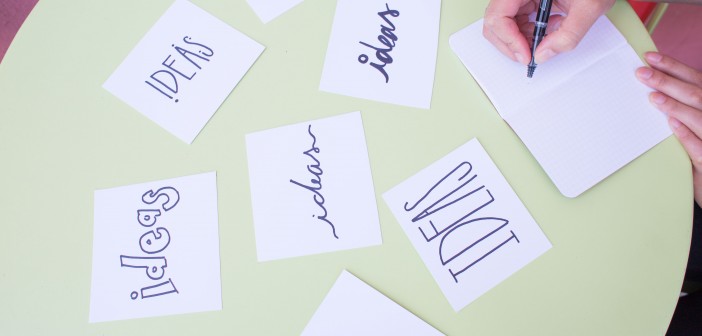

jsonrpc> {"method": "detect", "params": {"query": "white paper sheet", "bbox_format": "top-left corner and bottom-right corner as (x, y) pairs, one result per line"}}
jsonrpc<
(104, 0), (265, 144)
(301, 270), (444, 336)
(383, 139), (551, 311)
(449, 17), (671, 197)
(246, 0), (303, 23)
(246, 112), (381, 261)
(89, 172), (221, 323)
(319, 0), (441, 109)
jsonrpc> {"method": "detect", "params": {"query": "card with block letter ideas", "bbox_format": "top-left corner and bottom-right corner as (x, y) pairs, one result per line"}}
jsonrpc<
(103, 0), (264, 144)
(89, 172), (221, 323)
(319, 0), (441, 109)
(383, 139), (551, 311)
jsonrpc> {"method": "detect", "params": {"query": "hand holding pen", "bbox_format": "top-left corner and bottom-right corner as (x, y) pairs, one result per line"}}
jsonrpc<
(482, 0), (615, 72)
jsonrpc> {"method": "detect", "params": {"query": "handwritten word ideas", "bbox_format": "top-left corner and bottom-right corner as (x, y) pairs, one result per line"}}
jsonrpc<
(383, 139), (551, 311)
(357, 4), (400, 83)
(145, 36), (214, 104)
(246, 112), (381, 261)
(120, 186), (181, 301)
(90, 172), (221, 323)
(288, 125), (339, 239)
(320, 0), (441, 109)
(103, 0), (264, 144)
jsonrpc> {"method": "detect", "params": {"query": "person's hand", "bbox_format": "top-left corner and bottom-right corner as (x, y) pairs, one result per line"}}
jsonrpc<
(483, 0), (615, 65)
(636, 52), (702, 206)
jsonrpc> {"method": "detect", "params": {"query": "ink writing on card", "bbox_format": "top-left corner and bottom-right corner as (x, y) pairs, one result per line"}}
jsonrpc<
(358, 3), (399, 83)
(145, 36), (214, 103)
(120, 186), (181, 300)
(404, 161), (521, 283)
(289, 125), (339, 239)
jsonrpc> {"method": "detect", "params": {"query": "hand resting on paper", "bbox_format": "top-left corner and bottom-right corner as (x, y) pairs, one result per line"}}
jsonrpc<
(482, 0), (615, 65)
(636, 52), (702, 206)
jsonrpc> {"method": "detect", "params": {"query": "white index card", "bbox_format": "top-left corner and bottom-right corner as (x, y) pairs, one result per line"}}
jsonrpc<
(246, 112), (381, 261)
(89, 172), (221, 322)
(302, 270), (444, 336)
(383, 139), (551, 311)
(320, 0), (441, 109)
(104, 0), (265, 144)
(246, 0), (304, 23)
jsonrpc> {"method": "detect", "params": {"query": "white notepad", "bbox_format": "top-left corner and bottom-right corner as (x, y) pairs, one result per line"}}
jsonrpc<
(449, 17), (671, 197)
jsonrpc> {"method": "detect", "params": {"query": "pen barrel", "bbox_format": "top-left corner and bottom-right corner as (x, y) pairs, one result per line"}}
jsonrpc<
(531, 25), (546, 52)
(532, 0), (551, 49)
(536, 0), (553, 22)
(528, 0), (552, 77)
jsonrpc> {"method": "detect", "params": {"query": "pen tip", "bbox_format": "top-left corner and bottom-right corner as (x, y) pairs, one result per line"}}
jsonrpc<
(527, 65), (535, 78)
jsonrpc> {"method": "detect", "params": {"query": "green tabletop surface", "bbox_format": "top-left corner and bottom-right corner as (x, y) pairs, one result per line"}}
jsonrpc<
(0, 0), (693, 335)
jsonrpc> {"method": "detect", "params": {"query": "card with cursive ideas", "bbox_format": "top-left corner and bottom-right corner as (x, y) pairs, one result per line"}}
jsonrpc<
(246, 0), (304, 24)
(89, 172), (221, 322)
(103, 0), (265, 144)
(319, 0), (441, 109)
(245, 112), (381, 261)
(383, 139), (551, 311)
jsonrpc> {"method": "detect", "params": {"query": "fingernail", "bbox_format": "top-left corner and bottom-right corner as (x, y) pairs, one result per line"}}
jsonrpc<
(514, 52), (527, 64)
(669, 117), (682, 130)
(637, 67), (653, 80)
(646, 52), (663, 64)
(651, 92), (667, 105)
(535, 48), (556, 63)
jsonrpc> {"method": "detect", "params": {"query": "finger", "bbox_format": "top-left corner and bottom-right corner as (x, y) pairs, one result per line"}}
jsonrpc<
(482, 17), (532, 64)
(483, 27), (526, 63)
(636, 67), (702, 111)
(648, 92), (702, 141)
(546, 14), (564, 34)
(484, 0), (537, 64)
(518, 18), (534, 37)
(667, 116), (702, 206)
(484, 0), (537, 20)
(535, 1), (613, 63)
(694, 170), (702, 208)
(668, 117), (702, 177)
(645, 52), (702, 88)
(518, 15), (562, 45)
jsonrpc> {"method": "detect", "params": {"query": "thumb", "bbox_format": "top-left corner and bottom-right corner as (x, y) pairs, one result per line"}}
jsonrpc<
(534, 24), (584, 63)
(534, 6), (606, 63)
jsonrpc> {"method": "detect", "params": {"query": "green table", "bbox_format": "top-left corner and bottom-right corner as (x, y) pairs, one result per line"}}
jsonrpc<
(0, 0), (692, 334)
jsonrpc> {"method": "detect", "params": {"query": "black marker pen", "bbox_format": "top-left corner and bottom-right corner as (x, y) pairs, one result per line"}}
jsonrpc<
(527, 0), (553, 78)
